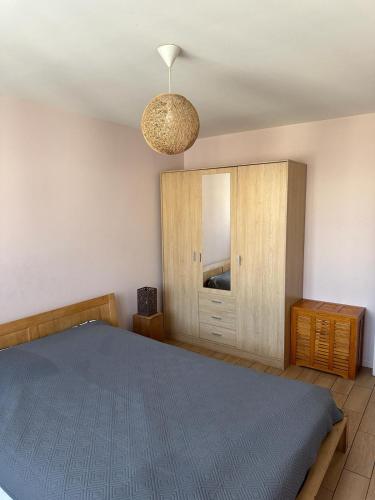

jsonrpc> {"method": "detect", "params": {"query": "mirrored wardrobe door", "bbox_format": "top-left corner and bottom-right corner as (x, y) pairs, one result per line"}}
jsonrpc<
(200, 168), (237, 294)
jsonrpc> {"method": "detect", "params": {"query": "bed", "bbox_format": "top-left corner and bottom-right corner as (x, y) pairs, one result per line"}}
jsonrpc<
(204, 270), (231, 290)
(203, 260), (231, 290)
(0, 294), (347, 500)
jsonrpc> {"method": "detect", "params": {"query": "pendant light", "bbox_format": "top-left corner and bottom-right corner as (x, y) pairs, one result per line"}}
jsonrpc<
(141, 44), (200, 155)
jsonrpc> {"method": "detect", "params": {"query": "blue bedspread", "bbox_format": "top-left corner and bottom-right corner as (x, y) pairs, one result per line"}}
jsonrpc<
(0, 322), (342, 499)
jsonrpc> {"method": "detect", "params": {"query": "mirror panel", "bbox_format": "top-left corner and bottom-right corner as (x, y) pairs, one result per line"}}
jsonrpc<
(202, 173), (231, 290)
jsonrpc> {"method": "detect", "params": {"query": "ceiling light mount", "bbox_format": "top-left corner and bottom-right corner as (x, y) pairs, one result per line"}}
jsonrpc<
(157, 44), (181, 94)
(157, 44), (181, 69)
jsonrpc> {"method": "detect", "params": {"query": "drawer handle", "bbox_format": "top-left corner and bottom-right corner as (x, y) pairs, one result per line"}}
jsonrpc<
(211, 300), (223, 304)
(211, 315), (222, 320)
(211, 332), (223, 337)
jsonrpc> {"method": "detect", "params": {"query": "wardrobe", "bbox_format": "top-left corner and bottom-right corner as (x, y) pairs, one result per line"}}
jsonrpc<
(161, 161), (306, 369)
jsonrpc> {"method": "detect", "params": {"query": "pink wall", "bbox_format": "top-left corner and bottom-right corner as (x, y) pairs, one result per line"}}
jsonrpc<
(185, 114), (375, 369)
(1, 97), (373, 369)
(0, 97), (182, 327)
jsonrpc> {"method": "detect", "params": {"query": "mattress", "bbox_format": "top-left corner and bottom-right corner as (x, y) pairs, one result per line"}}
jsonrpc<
(0, 322), (342, 499)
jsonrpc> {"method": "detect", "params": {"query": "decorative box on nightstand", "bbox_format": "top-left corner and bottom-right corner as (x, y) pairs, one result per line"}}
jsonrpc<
(132, 312), (165, 341)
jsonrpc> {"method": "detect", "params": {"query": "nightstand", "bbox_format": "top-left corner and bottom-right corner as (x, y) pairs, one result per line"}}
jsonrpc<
(132, 312), (165, 341)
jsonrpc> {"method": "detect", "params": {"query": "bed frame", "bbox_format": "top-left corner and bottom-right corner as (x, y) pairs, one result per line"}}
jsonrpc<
(0, 293), (346, 499)
(0, 293), (118, 350)
(298, 416), (347, 498)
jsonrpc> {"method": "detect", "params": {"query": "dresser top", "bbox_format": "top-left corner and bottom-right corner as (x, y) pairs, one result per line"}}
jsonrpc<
(293, 299), (365, 319)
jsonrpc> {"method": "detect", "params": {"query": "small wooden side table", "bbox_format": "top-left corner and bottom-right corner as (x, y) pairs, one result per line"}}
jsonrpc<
(291, 299), (365, 379)
(132, 312), (165, 341)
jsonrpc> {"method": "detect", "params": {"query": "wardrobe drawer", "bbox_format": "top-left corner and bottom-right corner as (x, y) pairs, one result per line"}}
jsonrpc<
(199, 308), (236, 330)
(199, 293), (236, 313)
(199, 323), (237, 347)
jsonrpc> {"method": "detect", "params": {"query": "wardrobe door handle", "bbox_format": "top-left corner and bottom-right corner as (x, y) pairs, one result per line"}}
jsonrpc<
(237, 255), (242, 266)
(211, 315), (222, 321)
(211, 300), (223, 304)
(211, 332), (223, 337)
(193, 251), (197, 262)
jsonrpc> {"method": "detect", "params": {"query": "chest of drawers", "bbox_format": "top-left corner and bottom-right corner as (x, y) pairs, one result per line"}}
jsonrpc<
(198, 292), (237, 347)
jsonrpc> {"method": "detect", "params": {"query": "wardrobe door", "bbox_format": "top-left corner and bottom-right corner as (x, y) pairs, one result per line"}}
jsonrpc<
(161, 171), (201, 338)
(237, 163), (288, 361)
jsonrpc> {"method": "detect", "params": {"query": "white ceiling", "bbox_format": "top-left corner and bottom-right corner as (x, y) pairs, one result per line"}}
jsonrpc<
(1, 0), (375, 137)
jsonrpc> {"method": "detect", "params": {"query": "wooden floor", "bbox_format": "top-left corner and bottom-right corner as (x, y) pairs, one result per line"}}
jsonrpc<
(165, 339), (375, 500)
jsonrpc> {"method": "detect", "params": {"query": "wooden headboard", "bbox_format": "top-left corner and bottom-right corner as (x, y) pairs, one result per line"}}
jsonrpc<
(0, 294), (119, 350)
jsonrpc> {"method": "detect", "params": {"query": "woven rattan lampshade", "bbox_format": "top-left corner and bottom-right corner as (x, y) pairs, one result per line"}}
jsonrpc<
(141, 93), (200, 155)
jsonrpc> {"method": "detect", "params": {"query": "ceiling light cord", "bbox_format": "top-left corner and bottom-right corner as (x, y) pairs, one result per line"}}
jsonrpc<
(168, 67), (171, 94)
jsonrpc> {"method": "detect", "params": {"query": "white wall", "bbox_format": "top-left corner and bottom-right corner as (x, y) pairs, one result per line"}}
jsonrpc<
(0, 97), (183, 327)
(185, 114), (375, 369)
(202, 173), (231, 266)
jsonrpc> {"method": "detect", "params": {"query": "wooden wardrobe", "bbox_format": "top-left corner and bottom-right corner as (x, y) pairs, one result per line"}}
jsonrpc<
(161, 160), (306, 369)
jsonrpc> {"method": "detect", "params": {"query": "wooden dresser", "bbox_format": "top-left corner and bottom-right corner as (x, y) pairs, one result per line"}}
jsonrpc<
(291, 299), (365, 379)
(198, 292), (237, 347)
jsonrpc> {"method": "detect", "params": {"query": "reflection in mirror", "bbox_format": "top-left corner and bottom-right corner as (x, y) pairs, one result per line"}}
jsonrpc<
(202, 173), (231, 290)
